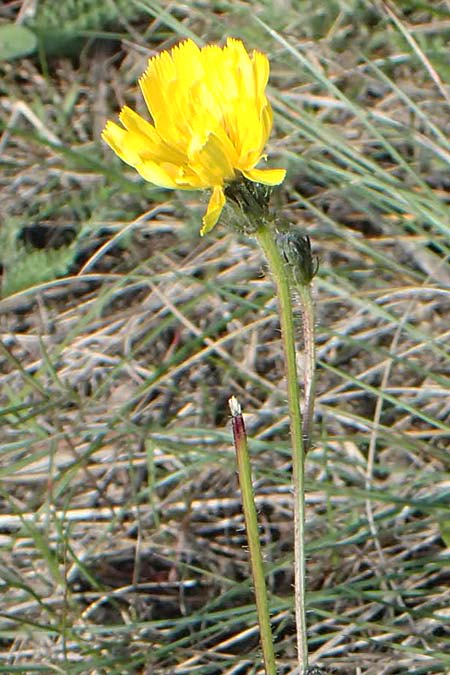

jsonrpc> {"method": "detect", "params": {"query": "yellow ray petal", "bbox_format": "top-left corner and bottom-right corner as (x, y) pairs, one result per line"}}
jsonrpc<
(102, 123), (153, 168)
(135, 160), (178, 188)
(242, 167), (286, 185)
(119, 106), (157, 141)
(101, 120), (128, 158)
(188, 131), (236, 187)
(200, 185), (226, 236)
(252, 50), (270, 100)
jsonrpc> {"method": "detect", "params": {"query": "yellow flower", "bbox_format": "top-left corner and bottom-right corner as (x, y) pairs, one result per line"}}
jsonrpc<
(102, 37), (286, 235)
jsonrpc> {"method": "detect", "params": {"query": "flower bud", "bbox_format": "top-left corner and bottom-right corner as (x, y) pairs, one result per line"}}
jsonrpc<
(276, 230), (318, 285)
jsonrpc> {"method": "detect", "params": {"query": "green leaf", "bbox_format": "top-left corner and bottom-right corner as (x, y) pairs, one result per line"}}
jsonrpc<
(0, 23), (37, 61)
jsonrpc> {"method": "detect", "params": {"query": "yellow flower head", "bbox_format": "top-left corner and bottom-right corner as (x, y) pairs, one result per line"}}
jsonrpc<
(102, 37), (286, 235)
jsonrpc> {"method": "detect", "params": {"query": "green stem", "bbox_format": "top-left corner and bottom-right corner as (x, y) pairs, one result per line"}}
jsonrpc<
(229, 396), (277, 675)
(255, 224), (308, 673)
(297, 283), (316, 454)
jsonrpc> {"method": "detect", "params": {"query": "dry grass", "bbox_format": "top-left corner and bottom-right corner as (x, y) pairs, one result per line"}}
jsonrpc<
(0, 1), (449, 673)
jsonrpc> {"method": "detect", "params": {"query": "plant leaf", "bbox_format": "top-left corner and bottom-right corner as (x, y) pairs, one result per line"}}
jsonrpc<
(0, 24), (37, 61)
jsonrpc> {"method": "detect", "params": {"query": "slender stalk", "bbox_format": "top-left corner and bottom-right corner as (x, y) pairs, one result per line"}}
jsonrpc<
(255, 224), (308, 673)
(229, 396), (277, 675)
(297, 283), (316, 454)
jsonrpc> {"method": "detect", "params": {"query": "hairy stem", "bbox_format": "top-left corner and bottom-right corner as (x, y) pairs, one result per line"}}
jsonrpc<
(255, 224), (308, 673)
